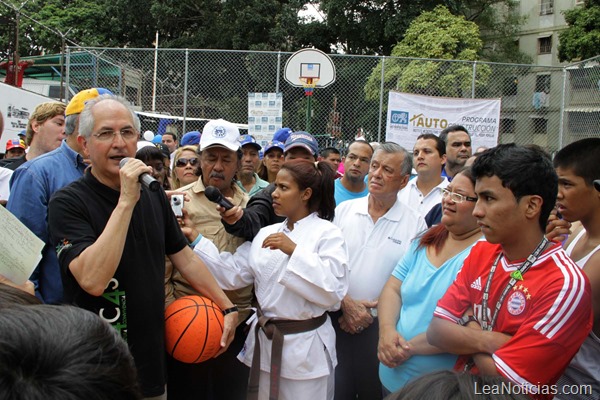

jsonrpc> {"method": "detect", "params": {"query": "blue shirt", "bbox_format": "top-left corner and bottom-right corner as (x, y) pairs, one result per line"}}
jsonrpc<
(236, 173), (269, 197)
(7, 140), (87, 304)
(379, 238), (478, 392)
(334, 178), (369, 206)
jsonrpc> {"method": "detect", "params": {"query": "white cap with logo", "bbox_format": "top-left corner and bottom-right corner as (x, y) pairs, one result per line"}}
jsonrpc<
(200, 119), (240, 151)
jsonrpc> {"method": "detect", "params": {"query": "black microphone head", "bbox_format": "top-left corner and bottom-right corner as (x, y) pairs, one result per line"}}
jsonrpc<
(204, 186), (221, 202)
(119, 157), (131, 169)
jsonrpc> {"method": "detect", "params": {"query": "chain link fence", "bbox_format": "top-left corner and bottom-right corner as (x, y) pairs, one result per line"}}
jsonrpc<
(63, 47), (599, 153)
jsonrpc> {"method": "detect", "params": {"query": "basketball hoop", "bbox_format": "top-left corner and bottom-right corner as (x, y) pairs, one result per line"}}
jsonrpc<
(300, 77), (320, 97)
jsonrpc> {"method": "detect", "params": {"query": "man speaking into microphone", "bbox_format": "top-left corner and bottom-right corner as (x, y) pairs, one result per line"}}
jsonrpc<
(47, 94), (238, 400)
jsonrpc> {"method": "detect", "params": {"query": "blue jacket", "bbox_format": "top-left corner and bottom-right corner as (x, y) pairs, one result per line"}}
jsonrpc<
(7, 140), (87, 304)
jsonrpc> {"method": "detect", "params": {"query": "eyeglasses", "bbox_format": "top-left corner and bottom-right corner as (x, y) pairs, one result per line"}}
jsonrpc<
(92, 128), (138, 142)
(175, 157), (199, 168)
(442, 188), (477, 203)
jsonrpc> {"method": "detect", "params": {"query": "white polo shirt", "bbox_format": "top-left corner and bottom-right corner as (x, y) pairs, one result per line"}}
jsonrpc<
(334, 195), (427, 301)
(397, 177), (449, 219)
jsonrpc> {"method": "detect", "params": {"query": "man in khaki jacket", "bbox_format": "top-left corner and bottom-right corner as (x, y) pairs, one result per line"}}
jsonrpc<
(165, 119), (251, 400)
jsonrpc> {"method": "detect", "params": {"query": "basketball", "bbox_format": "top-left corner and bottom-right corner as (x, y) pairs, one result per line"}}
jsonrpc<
(165, 295), (224, 363)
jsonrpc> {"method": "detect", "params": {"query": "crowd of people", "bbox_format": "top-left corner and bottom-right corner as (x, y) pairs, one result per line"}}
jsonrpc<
(0, 89), (598, 400)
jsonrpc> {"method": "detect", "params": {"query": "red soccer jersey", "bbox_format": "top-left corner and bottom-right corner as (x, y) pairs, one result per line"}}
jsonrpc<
(435, 241), (592, 400)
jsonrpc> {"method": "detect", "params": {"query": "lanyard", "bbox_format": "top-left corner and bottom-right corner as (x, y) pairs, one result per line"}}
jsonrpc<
(480, 237), (549, 331)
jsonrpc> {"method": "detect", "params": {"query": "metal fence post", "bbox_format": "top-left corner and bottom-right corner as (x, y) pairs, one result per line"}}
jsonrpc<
(276, 50), (281, 94)
(471, 61), (477, 99)
(558, 66), (567, 149)
(377, 56), (386, 142)
(182, 49), (189, 134)
(65, 46), (71, 103)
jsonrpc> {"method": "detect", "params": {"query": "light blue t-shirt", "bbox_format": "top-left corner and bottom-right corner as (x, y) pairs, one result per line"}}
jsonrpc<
(334, 178), (369, 206)
(379, 238), (478, 392)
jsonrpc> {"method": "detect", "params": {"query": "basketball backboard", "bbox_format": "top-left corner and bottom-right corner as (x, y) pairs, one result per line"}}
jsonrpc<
(284, 49), (336, 88)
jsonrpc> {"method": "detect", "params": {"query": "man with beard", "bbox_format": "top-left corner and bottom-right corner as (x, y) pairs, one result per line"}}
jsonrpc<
(166, 119), (252, 400)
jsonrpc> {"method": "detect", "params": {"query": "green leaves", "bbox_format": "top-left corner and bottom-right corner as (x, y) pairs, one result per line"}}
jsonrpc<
(558, 3), (600, 62)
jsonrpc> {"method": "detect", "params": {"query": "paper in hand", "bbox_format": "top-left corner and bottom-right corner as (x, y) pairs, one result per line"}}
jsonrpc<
(0, 205), (44, 285)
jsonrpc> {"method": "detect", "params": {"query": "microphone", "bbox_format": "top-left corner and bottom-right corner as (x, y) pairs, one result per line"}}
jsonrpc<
(119, 157), (161, 192)
(204, 186), (234, 210)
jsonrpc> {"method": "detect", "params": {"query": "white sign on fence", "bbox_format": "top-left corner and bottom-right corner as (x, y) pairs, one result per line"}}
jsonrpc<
(386, 91), (501, 151)
(248, 92), (283, 148)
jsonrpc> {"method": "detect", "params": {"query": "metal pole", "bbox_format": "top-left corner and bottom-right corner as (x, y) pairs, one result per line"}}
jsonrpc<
(65, 47), (71, 103)
(59, 28), (71, 102)
(558, 67), (567, 150)
(182, 49), (189, 134)
(471, 61), (477, 98)
(306, 94), (312, 132)
(13, 11), (20, 86)
(8, 0), (33, 86)
(152, 31), (158, 112)
(60, 35), (65, 101)
(377, 56), (386, 142)
(275, 51), (281, 93)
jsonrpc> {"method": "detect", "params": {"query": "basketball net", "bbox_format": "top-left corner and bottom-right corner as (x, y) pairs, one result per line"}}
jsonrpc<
(300, 77), (319, 97)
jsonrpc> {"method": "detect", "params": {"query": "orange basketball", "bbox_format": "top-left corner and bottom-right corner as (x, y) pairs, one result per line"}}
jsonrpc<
(165, 295), (224, 363)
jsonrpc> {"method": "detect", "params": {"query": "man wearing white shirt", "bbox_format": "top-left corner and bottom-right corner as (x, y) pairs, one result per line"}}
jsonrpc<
(332, 142), (428, 400)
(398, 134), (449, 219)
(0, 111), (11, 205)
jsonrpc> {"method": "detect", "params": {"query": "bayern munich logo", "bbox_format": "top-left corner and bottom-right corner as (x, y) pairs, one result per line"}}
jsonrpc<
(507, 291), (526, 315)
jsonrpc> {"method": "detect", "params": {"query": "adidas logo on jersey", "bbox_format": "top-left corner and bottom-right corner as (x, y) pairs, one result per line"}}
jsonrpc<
(470, 277), (482, 291)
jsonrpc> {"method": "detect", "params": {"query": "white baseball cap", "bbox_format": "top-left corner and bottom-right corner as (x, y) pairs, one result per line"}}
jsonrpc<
(200, 119), (240, 151)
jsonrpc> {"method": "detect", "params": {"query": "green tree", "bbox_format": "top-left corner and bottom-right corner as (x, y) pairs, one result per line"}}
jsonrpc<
(365, 5), (492, 100)
(558, 0), (600, 62)
(317, 0), (528, 60)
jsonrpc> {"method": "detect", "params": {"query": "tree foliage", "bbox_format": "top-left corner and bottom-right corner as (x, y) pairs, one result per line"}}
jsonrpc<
(317, 0), (528, 61)
(364, 5), (492, 100)
(558, 0), (600, 62)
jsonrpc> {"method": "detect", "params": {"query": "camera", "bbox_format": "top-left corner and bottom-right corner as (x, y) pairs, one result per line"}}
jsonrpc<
(170, 194), (184, 217)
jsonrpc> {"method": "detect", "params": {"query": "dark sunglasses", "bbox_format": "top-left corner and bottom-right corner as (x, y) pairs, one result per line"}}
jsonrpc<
(175, 157), (199, 168)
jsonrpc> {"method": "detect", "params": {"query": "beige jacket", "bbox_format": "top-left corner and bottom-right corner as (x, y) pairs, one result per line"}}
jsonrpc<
(165, 178), (253, 324)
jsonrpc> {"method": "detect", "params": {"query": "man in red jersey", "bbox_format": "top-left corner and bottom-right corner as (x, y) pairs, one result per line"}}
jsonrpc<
(427, 144), (592, 400)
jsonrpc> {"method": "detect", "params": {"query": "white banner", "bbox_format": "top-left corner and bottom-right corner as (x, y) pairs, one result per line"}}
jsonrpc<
(248, 92), (283, 148)
(386, 91), (501, 151)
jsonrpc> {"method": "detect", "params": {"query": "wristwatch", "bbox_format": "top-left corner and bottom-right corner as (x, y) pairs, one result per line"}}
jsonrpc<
(458, 315), (478, 326)
(222, 306), (239, 316)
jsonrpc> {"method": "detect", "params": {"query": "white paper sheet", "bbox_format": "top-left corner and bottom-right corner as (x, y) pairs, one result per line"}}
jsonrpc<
(0, 205), (44, 284)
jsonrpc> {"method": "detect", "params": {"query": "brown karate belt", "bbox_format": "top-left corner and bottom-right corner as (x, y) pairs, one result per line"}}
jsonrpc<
(247, 312), (328, 400)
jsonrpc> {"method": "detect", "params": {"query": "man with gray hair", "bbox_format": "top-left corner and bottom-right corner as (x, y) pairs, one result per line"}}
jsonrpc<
(332, 142), (427, 399)
(6, 89), (110, 304)
(47, 94), (238, 399)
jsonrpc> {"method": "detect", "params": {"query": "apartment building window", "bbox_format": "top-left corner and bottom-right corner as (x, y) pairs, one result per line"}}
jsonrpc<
(532, 117), (548, 134)
(500, 118), (516, 134)
(535, 75), (551, 92)
(538, 36), (552, 54)
(540, 0), (554, 15)
(502, 76), (518, 96)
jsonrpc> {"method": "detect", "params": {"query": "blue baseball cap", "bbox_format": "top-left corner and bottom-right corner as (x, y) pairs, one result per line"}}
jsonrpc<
(264, 140), (285, 155)
(181, 131), (201, 146)
(238, 134), (261, 151)
(284, 131), (318, 157)
(273, 127), (292, 144)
